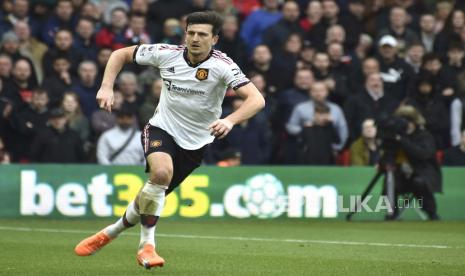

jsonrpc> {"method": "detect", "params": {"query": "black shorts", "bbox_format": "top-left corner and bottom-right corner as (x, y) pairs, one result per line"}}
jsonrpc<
(141, 124), (206, 194)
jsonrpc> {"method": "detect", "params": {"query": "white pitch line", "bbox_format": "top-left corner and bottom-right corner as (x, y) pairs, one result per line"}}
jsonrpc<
(0, 225), (453, 249)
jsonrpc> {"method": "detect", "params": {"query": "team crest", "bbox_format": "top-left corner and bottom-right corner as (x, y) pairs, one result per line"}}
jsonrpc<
(150, 140), (162, 148)
(195, 68), (209, 81)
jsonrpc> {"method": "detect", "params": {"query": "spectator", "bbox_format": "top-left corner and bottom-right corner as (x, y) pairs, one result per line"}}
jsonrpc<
(245, 44), (282, 94)
(350, 118), (379, 166)
(248, 72), (275, 119)
(299, 1), (322, 32)
(419, 13), (436, 53)
(353, 33), (374, 62)
(1, 31), (38, 85)
(96, 7), (128, 50)
(420, 53), (453, 104)
(3, 58), (36, 110)
(443, 130), (465, 166)
(187, 0), (209, 13)
(13, 88), (49, 161)
(311, 51), (349, 106)
(327, 42), (352, 76)
(91, 90), (123, 137)
(308, 0), (352, 51)
(80, 2), (103, 24)
(344, 0), (365, 49)
(117, 71), (143, 117)
(72, 60), (99, 118)
(273, 33), (303, 90)
(262, 1), (303, 55)
(240, 0), (281, 55)
(324, 24), (347, 50)
(0, 77), (12, 136)
(139, 79), (161, 129)
(345, 72), (398, 141)
(378, 6), (419, 55)
(96, 47), (112, 78)
(450, 73), (465, 146)
(287, 82), (348, 154)
(0, 95), (14, 160)
(434, 1), (453, 34)
(14, 21), (48, 83)
(275, 68), (313, 131)
(62, 91), (90, 143)
(405, 43), (425, 73)
(405, 75), (450, 149)
(349, 57), (380, 97)
(0, 53), (12, 80)
(297, 40), (316, 69)
(42, 28), (82, 76)
(42, 54), (75, 108)
(41, 0), (77, 46)
(97, 107), (144, 165)
(442, 42), (465, 86)
(210, 0), (238, 17)
(296, 101), (339, 165)
(147, 0), (190, 41)
(160, 18), (182, 45)
(125, 12), (151, 45)
(131, 0), (149, 15)
(434, 9), (465, 53)
(30, 107), (84, 163)
(215, 15), (247, 68)
(0, 137), (11, 164)
(213, 97), (272, 164)
(74, 17), (98, 60)
(377, 35), (415, 102)
(100, 0), (129, 26)
(0, 0), (38, 37)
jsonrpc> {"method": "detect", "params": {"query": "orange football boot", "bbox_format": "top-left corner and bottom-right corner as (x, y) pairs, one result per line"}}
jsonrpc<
(137, 244), (165, 269)
(74, 231), (112, 256)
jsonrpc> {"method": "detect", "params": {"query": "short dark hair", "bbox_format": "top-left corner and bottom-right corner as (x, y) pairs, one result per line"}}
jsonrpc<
(32, 88), (48, 96)
(51, 53), (70, 63)
(422, 53), (440, 65)
(186, 11), (224, 36)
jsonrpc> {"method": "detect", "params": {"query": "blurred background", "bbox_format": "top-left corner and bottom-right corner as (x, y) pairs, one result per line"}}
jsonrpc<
(0, 0), (465, 167)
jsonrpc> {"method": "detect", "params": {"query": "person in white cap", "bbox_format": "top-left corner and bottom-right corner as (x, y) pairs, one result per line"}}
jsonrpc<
(378, 6), (419, 54)
(377, 34), (415, 103)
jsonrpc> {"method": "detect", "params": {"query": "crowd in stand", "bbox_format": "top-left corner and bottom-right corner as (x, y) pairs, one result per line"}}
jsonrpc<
(0, 0), (465, 166)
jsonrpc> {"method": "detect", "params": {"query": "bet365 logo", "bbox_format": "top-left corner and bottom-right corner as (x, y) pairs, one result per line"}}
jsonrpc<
(20, 170), (209, 217)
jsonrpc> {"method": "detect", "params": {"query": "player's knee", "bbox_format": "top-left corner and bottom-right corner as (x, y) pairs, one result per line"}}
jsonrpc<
(149, 167), (173, 185)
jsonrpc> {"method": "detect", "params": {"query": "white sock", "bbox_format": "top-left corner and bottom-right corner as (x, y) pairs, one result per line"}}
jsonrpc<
(139, 182), (167, 247)
(125, 201), (140, 225)
(104, 201), (139, 238)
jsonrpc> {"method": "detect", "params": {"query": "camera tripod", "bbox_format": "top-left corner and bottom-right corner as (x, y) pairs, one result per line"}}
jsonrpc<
(346, 162), (396, 221)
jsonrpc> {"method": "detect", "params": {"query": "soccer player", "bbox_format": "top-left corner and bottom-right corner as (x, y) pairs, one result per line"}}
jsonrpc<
(74, 11), (265, 269)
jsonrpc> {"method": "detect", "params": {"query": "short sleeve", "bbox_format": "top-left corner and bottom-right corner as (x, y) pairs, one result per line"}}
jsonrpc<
(133, 44), (160, 67)
(223, 62), (250, 90)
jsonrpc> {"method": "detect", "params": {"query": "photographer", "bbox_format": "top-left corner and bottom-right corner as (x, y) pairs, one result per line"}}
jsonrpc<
(389, 105), (442, 220)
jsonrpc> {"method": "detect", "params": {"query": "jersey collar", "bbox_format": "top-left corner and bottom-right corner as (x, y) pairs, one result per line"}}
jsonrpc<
(183, 47), (213, 68)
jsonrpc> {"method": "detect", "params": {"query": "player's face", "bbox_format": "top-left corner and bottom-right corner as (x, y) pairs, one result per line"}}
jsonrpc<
(185, 24), (218, 57)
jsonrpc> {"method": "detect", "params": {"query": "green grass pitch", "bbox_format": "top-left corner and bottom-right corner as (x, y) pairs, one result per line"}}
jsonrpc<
(0, 219), (464, 275)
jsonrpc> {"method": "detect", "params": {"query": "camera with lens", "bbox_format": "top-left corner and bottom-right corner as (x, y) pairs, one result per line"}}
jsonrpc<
(375, 115), (409, 160)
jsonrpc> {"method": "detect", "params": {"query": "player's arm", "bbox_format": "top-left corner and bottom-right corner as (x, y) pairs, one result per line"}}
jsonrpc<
(209, 82), (265, 139)
(96, 45), (137, 112)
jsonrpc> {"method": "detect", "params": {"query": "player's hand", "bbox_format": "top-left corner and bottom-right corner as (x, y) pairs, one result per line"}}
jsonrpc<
(96, 87), (114, 112)
(208, 118), (234, 139)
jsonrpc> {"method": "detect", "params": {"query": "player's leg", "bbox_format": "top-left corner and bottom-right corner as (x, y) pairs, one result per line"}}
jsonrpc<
(74, 197), (140, 256)
(136, 151), (172, 269)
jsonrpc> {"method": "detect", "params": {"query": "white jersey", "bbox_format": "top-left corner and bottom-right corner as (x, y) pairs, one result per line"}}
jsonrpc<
(134, 44), (250, 150)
